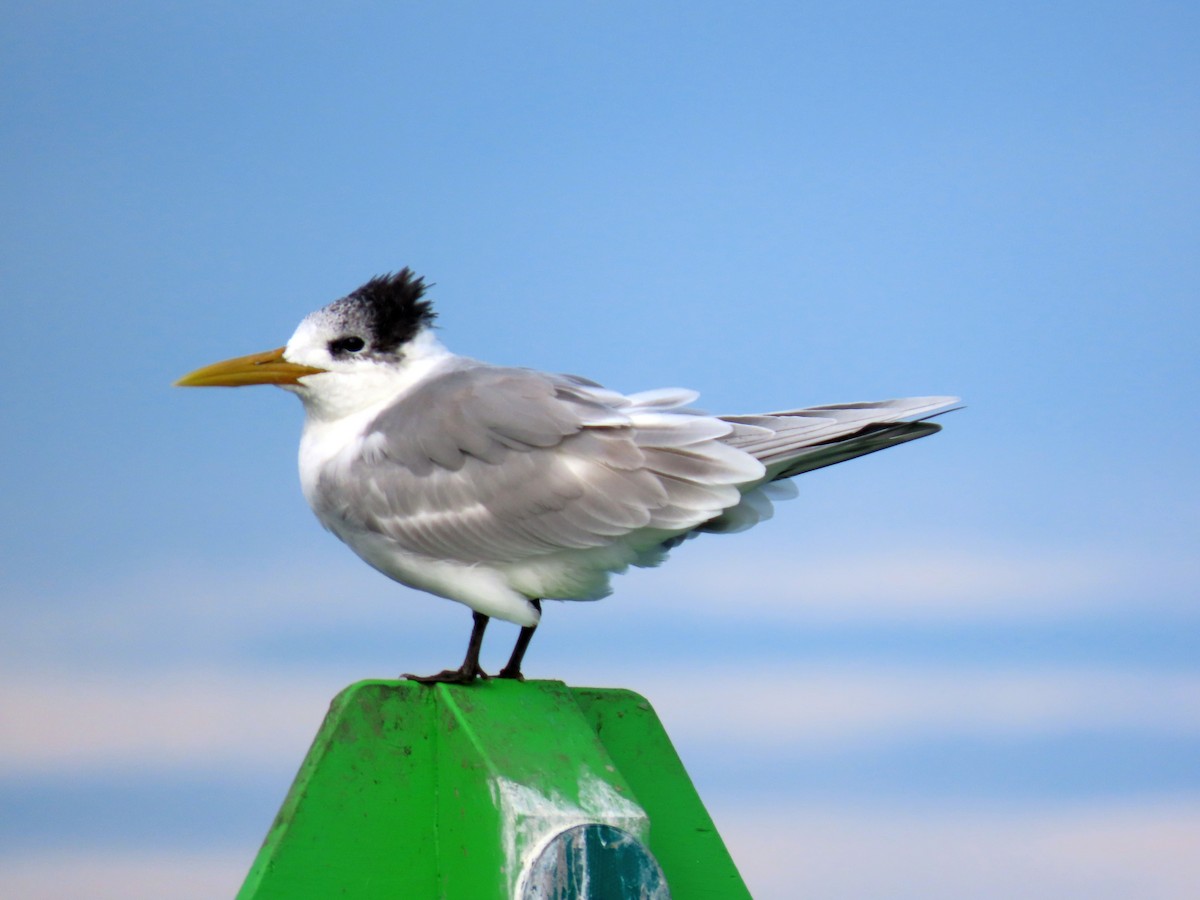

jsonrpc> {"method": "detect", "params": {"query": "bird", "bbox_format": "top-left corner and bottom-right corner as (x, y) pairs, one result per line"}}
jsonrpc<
(177, 269), (957, 684)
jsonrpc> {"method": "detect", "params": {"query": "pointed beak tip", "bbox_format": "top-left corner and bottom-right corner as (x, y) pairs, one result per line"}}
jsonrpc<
(174, 347), (326, 388)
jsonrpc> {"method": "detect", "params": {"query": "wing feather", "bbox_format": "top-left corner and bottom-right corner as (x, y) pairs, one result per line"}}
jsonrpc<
(311, 364), (754, 566)
(310, 361), (956, 582)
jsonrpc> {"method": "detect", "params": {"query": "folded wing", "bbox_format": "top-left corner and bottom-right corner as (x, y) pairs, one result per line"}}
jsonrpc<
(312, 365), (762, 565)
(312, 363), (957, 568)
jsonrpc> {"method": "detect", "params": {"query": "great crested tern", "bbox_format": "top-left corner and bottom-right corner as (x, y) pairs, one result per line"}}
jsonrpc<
(177, 269), (957, 683)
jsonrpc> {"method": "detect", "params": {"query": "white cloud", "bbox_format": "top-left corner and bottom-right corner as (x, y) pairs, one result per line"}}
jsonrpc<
(714, 800), (1200, 900)
(577, 663), (1200, 748)
(3, 802), (1198, 900)
(0, 850), (249, 900)
(2, 662), (1197, 776)
(10, 552), (438, 636)
(3, 537), (1195, 683)
(0, 670), (333, 775)
(0, 553), (461, 668)
(640, 538), (1200, 622)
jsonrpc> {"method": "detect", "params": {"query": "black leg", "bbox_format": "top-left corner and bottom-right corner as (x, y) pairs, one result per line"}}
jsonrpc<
(497, 600), (541, 680)
(405, 611), (491, 684)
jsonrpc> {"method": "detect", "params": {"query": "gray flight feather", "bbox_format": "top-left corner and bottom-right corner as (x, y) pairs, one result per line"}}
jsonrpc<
(310, 361), (957, 577)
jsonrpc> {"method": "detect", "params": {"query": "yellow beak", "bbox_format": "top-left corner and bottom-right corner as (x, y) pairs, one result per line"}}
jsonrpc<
(174, 347), (326, 387)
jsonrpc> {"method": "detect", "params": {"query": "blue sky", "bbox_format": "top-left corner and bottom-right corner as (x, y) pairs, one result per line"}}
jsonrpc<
(2, 3), (1198, 897)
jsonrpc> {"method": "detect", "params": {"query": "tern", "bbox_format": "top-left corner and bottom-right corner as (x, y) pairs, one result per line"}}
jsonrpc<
(177, 269), (956, 683)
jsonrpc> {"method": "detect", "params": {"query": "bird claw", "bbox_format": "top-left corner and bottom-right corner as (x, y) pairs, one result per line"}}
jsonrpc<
(404, 665), (489, 685)
(495, 665), (525, 681)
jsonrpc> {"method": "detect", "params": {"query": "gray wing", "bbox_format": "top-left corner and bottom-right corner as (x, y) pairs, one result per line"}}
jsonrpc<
(312, 364), (764, 564)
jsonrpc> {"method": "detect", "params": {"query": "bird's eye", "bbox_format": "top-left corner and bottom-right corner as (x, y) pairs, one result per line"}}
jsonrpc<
(329, 336), (366, 354)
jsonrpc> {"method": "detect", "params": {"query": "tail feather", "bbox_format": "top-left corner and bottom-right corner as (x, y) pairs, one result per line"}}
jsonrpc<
(720, 396), (959, 480)
(659, 396), (958, 551)
(765, 420), (942, 480)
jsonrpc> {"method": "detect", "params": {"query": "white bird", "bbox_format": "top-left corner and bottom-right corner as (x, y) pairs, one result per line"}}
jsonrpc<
(177, 269), (957, 683)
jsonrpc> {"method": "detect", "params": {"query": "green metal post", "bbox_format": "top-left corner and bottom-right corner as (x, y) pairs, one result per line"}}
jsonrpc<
(238, 680), (750, 899)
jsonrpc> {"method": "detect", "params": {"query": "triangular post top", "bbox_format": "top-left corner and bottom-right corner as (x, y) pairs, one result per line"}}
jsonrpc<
(239, 679), (751, 899)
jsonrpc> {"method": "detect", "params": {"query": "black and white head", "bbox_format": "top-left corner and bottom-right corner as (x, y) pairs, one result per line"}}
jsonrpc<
(280, 269), (445, 418)
(175, 268), (448, 420)
(287, 269), (437, 370)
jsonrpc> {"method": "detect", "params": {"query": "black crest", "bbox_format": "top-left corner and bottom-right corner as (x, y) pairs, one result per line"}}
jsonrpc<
(346, 269), (436, 354)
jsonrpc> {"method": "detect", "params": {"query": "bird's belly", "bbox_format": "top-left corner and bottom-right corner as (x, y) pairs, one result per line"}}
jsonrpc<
(321, 516), (544, 626)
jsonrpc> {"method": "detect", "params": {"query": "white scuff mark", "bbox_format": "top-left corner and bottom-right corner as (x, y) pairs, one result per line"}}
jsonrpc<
(493, 771), (649, 897)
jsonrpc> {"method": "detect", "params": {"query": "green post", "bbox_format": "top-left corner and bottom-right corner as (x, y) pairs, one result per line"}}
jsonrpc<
(238, 680), (750, 899)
